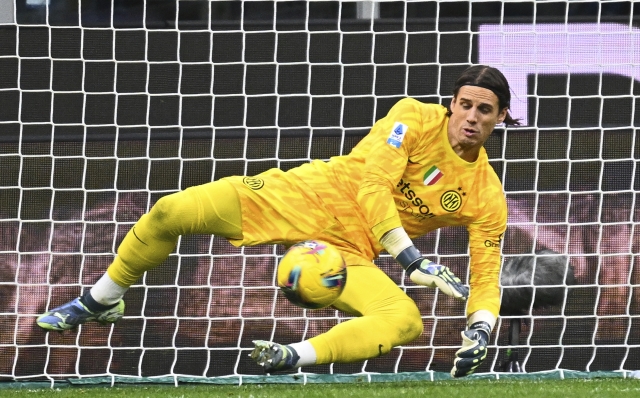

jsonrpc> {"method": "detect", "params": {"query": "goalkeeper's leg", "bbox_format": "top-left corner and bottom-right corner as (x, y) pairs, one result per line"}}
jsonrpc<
(310, 265), (423, 364)
(107, 179), (243, 287)
(37, 180), (243, 331)
(252, 265), (423, 370)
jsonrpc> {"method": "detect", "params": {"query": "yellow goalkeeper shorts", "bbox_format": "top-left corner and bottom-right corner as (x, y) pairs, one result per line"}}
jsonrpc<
(222, 167), (378, 267)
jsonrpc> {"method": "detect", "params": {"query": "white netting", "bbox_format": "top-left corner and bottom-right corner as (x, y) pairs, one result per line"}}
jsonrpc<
(0, 0), (638, 383)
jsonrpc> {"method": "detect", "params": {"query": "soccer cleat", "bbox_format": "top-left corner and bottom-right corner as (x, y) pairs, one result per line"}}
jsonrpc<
(250, 340), (300, 372)
(36, 298), (125, 331)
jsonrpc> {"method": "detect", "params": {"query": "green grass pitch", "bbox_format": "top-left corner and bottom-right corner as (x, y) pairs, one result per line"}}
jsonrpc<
(7, 379), (640, 398)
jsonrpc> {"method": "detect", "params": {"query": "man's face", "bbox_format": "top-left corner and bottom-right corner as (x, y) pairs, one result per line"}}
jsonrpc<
(448, 85), (507, 155)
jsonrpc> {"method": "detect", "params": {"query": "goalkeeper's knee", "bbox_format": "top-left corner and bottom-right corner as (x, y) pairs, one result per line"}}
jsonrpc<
(146, 191), (199, 239)
(385, 298), (424, 347)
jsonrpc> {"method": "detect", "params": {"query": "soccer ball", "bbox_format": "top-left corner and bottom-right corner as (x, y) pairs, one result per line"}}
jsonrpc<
(277, 240), (347, 309)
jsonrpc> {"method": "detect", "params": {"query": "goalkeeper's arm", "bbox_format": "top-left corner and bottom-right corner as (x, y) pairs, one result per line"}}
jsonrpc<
(450, 309), (497, 377)
(380, 227), (469, 300)
(381, 227), (496, 377)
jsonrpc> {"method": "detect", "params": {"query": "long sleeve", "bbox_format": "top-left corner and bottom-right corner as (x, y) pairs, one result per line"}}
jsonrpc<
(355, 99), (425, 240)
(466, 193), (507, 317)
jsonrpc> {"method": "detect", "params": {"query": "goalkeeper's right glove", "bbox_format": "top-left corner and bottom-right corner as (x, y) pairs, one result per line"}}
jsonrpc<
(409, 259), (469, 301)
(396, 246), (469, 301)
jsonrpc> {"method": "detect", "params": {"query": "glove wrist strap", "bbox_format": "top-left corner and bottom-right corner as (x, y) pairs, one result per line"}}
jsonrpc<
(396, 245), (422, 272)
(467, 309), (497, 331)
(469, 321), (492, 340)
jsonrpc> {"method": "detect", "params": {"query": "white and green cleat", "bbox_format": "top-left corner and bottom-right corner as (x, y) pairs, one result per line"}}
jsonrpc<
(36, 298), (125, 331)
(250, 340), (300, 372)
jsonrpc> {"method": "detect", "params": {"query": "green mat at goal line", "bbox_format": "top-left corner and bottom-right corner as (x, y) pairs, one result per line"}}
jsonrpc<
(2, 370), (639, 389)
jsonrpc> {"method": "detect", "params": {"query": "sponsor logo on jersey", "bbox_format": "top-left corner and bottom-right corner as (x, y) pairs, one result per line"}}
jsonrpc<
(484, 233), (504, 248)
(423, 165), (443, 185)
(441, 190), (462, 212)
(397, 178), (435, 220)
(242, 176), (264, 190)
(386, 122), (408, 148)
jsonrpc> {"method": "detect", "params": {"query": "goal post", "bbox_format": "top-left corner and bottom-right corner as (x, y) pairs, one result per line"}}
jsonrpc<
(0, 0), (638, 383)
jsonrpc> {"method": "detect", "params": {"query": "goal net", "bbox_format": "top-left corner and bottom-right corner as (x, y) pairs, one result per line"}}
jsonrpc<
(0, 0), (638, 383)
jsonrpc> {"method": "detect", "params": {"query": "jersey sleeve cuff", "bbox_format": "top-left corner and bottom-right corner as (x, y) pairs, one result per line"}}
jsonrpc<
(371, 218), (403, 242)
(379, 227), (414, 258)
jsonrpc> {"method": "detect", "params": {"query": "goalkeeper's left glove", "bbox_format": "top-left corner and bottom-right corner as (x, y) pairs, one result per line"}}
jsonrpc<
(451, 321), (491, 378)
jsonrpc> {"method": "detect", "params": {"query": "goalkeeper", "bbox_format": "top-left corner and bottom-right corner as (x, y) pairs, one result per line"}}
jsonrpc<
(37, 65), (519, 378)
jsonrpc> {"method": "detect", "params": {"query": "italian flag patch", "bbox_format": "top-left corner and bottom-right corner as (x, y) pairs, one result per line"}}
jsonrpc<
(423, 165), (443, 186)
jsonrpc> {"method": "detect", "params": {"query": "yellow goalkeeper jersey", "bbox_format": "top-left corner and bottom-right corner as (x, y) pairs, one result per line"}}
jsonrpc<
(227, 98), (507, 317)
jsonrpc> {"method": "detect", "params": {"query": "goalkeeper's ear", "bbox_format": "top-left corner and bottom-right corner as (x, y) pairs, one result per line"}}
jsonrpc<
(467, 309), (497, 332)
